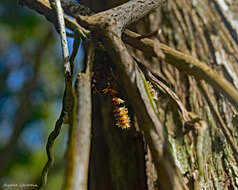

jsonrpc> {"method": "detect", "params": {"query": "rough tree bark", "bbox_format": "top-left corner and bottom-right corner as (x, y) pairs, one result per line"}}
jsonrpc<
(82, 0), (238, 189)
(20, 0), (238, 189)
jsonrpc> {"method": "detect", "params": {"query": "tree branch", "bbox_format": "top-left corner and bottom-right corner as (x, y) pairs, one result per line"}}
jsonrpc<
(63, 0), (187, 187)
(76, 0), (166, 35)
(20, 0), (187, 189)
(63, 43), (94, 190)
(60, 0), (93, 16)
(50, 0), (71, 75)
(123, 30), (238, 110)
(19, 0), (89, 35)
(19, 0), (92, 17)
(20, 0), (238, 111)
(101, 29), (187, 190)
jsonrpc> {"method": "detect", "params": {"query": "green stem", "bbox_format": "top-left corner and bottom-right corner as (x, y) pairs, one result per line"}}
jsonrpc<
(38, 111), (64, 190)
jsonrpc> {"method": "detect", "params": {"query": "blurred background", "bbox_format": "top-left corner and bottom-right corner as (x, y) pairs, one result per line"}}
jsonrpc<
(0, 1), (82, 189)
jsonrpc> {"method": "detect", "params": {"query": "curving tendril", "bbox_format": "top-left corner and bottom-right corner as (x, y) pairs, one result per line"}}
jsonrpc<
(38, 110), (65, 190)
(39, 76), (72, 190)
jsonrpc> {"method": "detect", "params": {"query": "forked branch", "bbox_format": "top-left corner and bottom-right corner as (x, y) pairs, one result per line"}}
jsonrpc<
(74, 1), (187, 188)
(76, 0), (165, 35)
(20, 0), (238, 110)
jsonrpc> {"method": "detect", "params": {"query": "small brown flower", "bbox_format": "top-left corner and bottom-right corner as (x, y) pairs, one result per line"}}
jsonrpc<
(113, 106), (130, 129)
(102, 85), (131, 129)
(102, 86), (118, 96)
(112, 97), (125, 105)
(147, 81), (158, 100)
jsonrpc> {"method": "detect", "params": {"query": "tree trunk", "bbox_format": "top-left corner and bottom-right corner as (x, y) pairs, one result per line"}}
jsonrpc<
(83, 0), (238, 189)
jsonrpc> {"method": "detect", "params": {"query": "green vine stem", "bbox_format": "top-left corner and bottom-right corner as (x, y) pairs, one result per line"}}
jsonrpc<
(38, 112), (64, 190)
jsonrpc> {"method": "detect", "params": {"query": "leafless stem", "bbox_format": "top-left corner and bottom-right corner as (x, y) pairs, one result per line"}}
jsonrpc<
(39, 111), (65, 190)
(50, 0), (71, 75)
(63, 43), (94, 190)
(147, 71), (190, 122)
